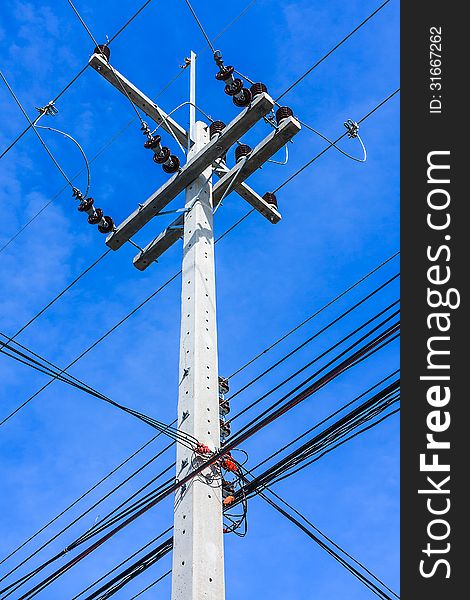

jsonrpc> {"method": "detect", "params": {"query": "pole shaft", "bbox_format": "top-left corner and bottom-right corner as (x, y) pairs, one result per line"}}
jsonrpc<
(171, 62), (225, 597)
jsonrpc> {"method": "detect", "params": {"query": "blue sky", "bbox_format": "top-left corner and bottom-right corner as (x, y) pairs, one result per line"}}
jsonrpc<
(0, 0), (399, 598)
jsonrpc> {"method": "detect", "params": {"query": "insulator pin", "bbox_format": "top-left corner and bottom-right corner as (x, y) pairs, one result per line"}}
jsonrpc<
(250, 82), (268, 98)
(263, 192), (278, 208)
(233, 87), (251, 108)
(235, 144), (251, 163)
(94, 44), (110, 61)
(276, 106), (294, 124)
(98, 216), (115, 234)
(210, 120), (226, 140)
(162, 155), (180, 174)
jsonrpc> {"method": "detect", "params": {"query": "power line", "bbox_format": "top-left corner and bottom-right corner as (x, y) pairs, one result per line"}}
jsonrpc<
(0, 298), (396, 578)
(72, 528), (172, 599)
(1, 87), (398, 429)
(243, 381), (399, 490)
(0, 433), (167, 569)
(226, 273), (399, 404)
(183, 0), (216, 53)
(0, 207), (255, 428)
(0, 71), (78, 191)
(78, 380), (399, 599)
(234, 67), (368, 164)
(261, 484), (399, 598)
(253, 369), (399, 473)
(228, 250), (398, 378)
(9, 322), (398, 598)
(107, 0), (155, 44)
(0, 249), (110, 347)
(0, 0), (259, 255)
(0, 440), (175, 592)
(67, 1), (101, 48)
(0, 336), (198, 450)
(129, 570), (171, 599)
(82, 538), (173, 600)
(228, 319), (399, 448)
(274, 88), (400, 193)
(258, 490), (396, 600)
(275, 0), (392, 101)
(0, 0), (158, 163)
(228, 302), (399, 425)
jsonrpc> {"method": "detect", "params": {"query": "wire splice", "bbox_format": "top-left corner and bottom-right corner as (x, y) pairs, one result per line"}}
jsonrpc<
(35, 101), (58, 117)
(344, 118), (360, 138)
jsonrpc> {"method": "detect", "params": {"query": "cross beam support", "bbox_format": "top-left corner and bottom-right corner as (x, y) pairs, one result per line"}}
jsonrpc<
(89, 53), (189, 148)
(133, 116), (301, 270)
(105, 92), (275, 250)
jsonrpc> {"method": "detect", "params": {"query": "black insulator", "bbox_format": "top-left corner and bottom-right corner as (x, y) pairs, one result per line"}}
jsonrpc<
(88, 208), (103, 225)
(263, 192), (278, 208)
(209, 120), (226, 139)
(144, 135), (162, 150)
(218, 376), (230, 395)
(224, 78), (243, 97)
(220, 420), (231, 437)
(235, 144), (251, 162)
(215, 65), (234, 81)
(233, 87), (252, 108)
(219, 398), (230, 417)
(250, 82), (267, 98)
(153, 146), (171, 164)
(276, 106), (294, 124)
(98, 216), (115, 234)
(77, 197), (94, 212)
(162, 155), (180, 174)
(94, 44), (110, 61)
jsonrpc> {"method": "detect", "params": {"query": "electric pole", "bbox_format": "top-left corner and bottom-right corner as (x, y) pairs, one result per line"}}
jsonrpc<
(171, 52), (225, 600)
(89, 44), (301, 600)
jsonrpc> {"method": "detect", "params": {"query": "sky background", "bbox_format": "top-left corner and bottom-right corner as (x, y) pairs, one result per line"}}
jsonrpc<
(0, 0), (399, 598)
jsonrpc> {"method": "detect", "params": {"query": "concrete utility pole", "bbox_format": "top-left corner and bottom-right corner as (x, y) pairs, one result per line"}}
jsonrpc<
(89, 44), (300, 600)
(171, 52), (225, 600)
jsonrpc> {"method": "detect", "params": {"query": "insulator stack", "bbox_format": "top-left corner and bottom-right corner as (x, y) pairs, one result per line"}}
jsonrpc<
(218, 376), (230, 395)
(219, 398), (230, 416)
(94, 44), (110, 61)
(220, 419), (231, 440)
(276, 106), (294, 125)
(250, 82), (268, 98)
(263, 191), (278, 209)
(214, 50), (252, 108)
(144, 134), (180, 174)
(76, 195), (114, 234)
(219, 376), (230, 443)
(235, 144), (251, 163)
